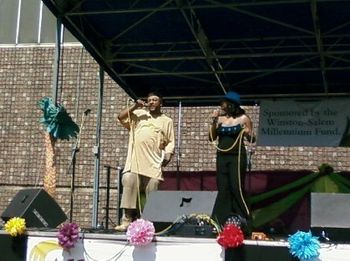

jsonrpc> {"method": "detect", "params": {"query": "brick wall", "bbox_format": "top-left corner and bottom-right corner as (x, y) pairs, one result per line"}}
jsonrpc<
(1, 45), (349, 228)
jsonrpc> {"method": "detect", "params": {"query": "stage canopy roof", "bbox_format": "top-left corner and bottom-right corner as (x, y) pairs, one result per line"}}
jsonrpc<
(42, 0), (350, 105)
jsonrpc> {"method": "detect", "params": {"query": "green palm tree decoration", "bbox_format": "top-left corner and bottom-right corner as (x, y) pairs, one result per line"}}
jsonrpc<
(38, 97), (79, 197)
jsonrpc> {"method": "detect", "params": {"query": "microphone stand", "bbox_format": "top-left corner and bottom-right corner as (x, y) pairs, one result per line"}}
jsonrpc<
(247, 146), (254, 172)
(246, 145), (254, 196)
(68, 109), (91, 222)
(247, 103), (258, 195)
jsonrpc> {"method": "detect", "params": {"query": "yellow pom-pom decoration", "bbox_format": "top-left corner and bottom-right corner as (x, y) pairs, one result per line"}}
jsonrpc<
(4, 217), (26, 237)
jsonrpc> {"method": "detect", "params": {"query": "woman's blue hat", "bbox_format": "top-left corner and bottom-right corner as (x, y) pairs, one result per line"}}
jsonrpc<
(224, 91), (241, 104)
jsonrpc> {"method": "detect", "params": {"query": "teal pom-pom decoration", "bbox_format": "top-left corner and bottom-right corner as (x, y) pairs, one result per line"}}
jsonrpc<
(288, 230), (320, 260)
(38, 97), (79, 140)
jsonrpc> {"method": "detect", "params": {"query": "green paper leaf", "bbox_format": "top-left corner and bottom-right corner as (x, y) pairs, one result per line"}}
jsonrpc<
(38, 97), (79, 140)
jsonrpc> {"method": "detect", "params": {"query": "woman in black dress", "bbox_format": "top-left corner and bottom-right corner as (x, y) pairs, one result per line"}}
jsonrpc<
(209, 91), (255, 233)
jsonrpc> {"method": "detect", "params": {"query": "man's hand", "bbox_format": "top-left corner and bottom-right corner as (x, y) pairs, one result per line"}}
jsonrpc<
(162, 153), (172, 167)
(135, 99), (147, 108)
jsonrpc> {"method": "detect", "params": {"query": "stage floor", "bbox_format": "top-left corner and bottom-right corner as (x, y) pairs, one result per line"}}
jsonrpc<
(1, 229), (350, 261)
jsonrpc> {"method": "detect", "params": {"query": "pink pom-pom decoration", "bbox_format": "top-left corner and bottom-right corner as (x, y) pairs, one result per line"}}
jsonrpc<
(126, 219), (155, 246)
(217, 223), (244, 249)
(57, 223), (80, 250)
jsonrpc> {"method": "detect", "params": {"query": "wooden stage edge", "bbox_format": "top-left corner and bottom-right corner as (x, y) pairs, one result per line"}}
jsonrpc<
(1, 229), (350, 260)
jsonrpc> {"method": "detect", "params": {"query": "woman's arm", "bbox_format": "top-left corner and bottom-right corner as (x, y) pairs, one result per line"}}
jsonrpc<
(242, 114), (256, 143)
(209, 110), (220, 141)
(209, 118), (218, 141)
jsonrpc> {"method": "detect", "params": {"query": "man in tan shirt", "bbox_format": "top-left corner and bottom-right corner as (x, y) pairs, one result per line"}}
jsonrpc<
(115, 92), (175, 231)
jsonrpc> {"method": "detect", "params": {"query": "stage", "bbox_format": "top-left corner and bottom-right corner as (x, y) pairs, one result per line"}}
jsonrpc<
(3, 171), (350, 260)
(2, 230), (350, 261)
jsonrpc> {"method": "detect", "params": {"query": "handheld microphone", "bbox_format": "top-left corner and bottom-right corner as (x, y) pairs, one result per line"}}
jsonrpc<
(129, 98), (148, 107)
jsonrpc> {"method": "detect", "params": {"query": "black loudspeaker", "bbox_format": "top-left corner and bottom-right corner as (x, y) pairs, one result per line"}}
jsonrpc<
(311, 192), (350, 242)
(1, 189), (67, 228)
(143, 191), (217, 222)
(142, 191), (217, 234)
(142, 191), (217, 237)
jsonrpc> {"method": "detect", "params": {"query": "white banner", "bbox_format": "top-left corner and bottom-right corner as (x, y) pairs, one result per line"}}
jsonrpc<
(257, 98), (350, 146)
(26, 235), (224, 261)
(26, 234), (350, 261)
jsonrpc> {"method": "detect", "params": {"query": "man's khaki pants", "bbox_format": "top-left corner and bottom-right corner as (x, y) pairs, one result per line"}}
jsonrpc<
(120, 172), (159, 213)
(115, 172), (160, 231)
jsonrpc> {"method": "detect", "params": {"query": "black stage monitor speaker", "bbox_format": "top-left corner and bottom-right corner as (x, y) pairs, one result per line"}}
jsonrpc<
(142, 190), (217, 223)
(1, 188), (67, 228)
(311, 192), (350, 242)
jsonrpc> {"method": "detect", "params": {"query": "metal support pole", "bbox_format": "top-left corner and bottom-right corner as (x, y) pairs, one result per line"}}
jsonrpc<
(92, 66), (104, 228)
(116, 166), (123, 225)
(52, 18), (62, 104)
(104, 165), (111, 229)
(176, 101), (182, 190)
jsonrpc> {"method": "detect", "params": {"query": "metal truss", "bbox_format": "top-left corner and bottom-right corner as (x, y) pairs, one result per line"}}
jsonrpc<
(43, 0), (350, 102)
